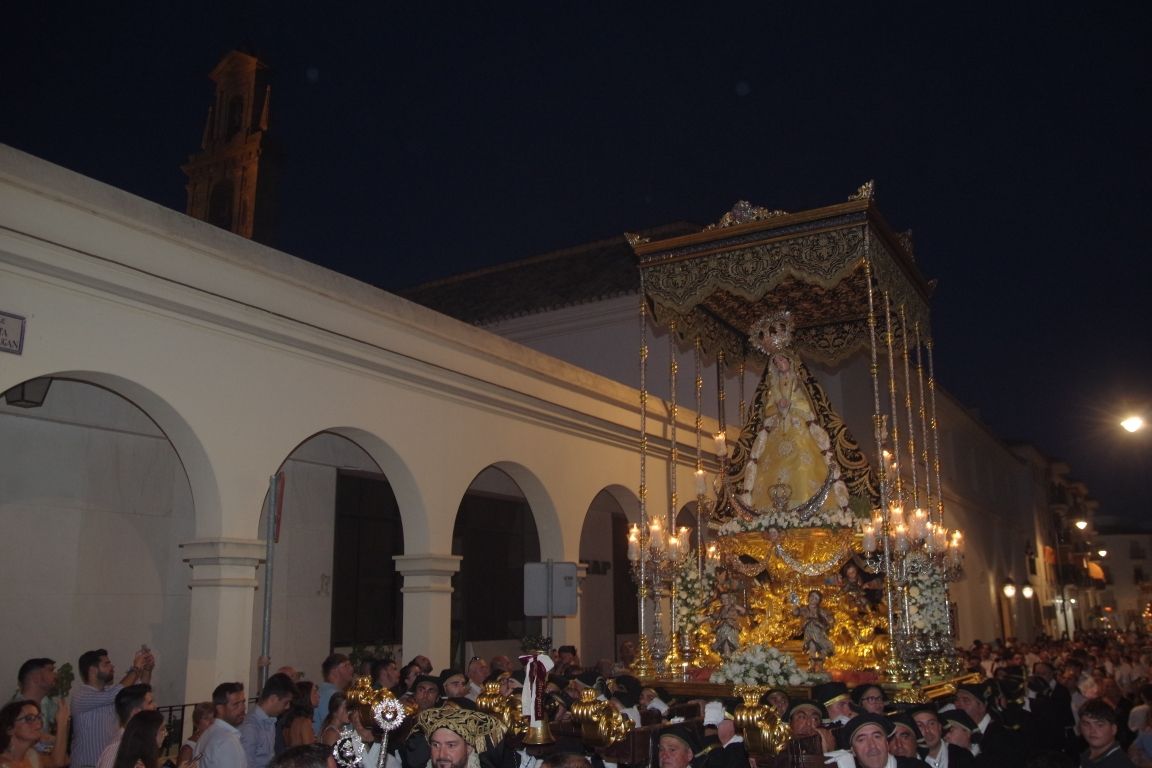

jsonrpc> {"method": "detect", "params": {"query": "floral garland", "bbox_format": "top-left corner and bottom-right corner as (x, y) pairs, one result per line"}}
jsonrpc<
(906, 565), (949, 634)
(709, 643), (829, 687)
(674, 560), (717, 636)
(717, 499), (856, 534)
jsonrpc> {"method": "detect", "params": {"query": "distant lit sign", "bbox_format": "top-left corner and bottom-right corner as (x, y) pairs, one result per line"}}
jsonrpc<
(0, 311), (26, 355)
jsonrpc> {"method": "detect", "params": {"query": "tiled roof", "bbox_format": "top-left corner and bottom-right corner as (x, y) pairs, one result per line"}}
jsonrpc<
(399, 223), (699, 325)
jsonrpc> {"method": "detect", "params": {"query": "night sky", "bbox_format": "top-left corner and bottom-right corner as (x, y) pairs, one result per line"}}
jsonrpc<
(4, 2), (1150, 523)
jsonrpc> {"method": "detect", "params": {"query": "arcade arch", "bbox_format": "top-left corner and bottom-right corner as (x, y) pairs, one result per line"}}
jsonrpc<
(578, 486), (641, 666)
(449, 466), (542, 668)
(248, 431), (405, 680)
(0, 376), (195, 705)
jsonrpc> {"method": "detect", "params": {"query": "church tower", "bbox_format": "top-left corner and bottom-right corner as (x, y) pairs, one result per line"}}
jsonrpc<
(183, 50), (279, 245)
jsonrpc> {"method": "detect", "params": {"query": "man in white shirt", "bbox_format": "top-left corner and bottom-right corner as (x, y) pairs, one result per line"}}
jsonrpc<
(199, 682), (248, 768)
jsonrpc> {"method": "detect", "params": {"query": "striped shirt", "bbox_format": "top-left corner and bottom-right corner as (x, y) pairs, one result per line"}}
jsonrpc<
(71, 683), (122, 768)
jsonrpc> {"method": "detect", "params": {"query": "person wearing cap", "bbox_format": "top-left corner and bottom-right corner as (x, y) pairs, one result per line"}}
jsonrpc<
(953, 681), (1022, 765)
(886, 714), (921, 759)
(825, 713), (923, 768)
(814, 682), (855, 729)
(764, 690), (791, 720)
(412, 675), (444, 712)
(1078, 699), (1135, 767)
(440, 670), (469, 701)
(609, 689), (642, 727)
(772, 699), (832, 767)
(940, 711), (976, 755)
(910, 706), (973, 767)
(700, 701), (747, 768)
(414, 705), (507, 768)
(658, 724), (703, 768)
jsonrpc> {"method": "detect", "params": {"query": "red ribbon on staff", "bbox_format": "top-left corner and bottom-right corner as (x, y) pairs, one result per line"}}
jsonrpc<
(519, 653), (548, 720)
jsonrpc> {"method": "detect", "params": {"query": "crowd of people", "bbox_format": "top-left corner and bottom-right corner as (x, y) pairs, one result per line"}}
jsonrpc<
(4, 632), (1152, 768)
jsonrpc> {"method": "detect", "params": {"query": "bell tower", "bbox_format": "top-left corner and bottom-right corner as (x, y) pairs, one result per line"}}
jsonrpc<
(183, 50), (279, 245)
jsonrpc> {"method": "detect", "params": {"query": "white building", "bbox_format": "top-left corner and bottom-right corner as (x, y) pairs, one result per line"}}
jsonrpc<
(0, 145), (1058, 705)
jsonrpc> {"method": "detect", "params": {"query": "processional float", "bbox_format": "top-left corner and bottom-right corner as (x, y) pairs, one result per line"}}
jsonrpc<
(623, 182), (965, 697)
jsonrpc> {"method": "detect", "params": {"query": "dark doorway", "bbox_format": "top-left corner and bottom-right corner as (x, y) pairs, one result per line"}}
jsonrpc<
(450, 490), (541, 667)
(331, 470), (404, 649)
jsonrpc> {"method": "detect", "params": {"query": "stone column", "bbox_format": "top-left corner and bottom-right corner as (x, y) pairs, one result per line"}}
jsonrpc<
(394, 553), (461, 668)
(181, 538), (266, 700)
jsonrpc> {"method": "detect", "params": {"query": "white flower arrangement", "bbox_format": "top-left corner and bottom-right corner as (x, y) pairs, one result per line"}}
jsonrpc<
(709, 643), (830, 687)
(675, 559), (717, 636)
(906, 566), (949, 634)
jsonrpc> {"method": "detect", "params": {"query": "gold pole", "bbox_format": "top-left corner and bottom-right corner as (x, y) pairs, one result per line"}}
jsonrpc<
(634, 289), (653, 678)
(862, 252), (902, 682)
(899, 305), (920, 511)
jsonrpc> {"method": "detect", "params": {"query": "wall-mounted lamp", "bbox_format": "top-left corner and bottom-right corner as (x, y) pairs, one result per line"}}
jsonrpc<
(1021, 584), (1035, 599)
(1002, 578), (1017, 599)
(1098, 549), (1108, 558)
(2, 377), (52, 408)
(1075, 519), (1088, 531)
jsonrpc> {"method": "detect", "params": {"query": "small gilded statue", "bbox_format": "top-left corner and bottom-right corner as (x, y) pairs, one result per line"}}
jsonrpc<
(711, 591), (746, 655)
(795, 589), (834, 671)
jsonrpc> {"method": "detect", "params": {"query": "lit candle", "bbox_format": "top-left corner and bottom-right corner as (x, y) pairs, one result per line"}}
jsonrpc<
(667, 534), (680, 560)
(707, 544), (718, 560)
(912, 508), (928, 541)
(695, 469), (707, 496)
(714, 432), (727, 458)
(627, 525), (640, 561)
(862, 522), (877, 553)
(650, 519), (665, 550)
(889, 505), (904, 529)
(934, 525), (948, 551)
(895, 523), (908, 552)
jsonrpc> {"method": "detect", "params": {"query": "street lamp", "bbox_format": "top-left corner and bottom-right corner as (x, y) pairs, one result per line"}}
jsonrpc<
(1022, 583), (1035, 599)
(1121, 415), (1145, 433)
(1003, 578), (1017, 598)
(1098, 549), (1108, 558)
(1075, 519), (1089, 531)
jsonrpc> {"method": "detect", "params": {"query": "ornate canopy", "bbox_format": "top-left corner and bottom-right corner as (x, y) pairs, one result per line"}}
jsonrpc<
(627, 184), (935, 366)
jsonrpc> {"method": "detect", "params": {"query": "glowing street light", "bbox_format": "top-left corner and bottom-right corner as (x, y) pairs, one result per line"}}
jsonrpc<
(1075, 519), (1089, 530)
(1121, 415), (1145, 433)
(1098, 549), (1108, 558)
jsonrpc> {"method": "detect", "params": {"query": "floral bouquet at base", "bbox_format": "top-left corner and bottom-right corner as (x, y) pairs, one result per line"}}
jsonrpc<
(709, 643), (830, 687)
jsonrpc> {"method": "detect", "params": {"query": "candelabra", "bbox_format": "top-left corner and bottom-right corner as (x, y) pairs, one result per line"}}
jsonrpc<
(861, 503), (964, 680)
(627, 518), (693, 675)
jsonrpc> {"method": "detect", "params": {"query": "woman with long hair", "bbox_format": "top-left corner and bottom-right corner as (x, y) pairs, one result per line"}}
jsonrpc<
(281, 682), (317, 748)
(319, 693), (351, 748)
(1, 700), (69, 768)
(112, 711), (169, 768)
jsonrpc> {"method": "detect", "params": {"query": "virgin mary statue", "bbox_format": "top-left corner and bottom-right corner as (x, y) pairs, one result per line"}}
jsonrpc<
(727, 309), (853, 527)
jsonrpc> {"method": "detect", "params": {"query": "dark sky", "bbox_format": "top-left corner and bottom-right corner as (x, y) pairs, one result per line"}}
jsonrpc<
(4, 2), (1151, 522)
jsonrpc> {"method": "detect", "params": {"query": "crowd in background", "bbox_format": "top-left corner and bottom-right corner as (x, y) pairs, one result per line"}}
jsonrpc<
(5, 630), (1152, 768)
